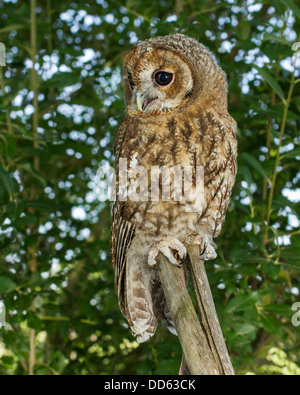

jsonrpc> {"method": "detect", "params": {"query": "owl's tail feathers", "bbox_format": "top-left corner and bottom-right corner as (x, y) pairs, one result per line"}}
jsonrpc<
(124, 261), (157, 343)
(152, 280), (177, 336)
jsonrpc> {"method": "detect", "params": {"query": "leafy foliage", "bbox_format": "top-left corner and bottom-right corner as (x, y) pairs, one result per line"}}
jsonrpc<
(0, 0), (299, 375)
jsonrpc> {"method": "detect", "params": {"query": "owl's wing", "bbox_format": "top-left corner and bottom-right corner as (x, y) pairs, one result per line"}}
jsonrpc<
(111, 119), (136, 314)
(111, 202), (135, 314)
(114, 118), (128, 160)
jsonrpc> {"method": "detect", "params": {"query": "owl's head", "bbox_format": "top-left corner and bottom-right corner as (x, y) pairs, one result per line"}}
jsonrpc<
(123, 34), (227, 118)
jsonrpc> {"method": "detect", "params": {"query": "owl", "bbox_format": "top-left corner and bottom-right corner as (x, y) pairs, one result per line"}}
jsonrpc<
(111, 34), (237, 343)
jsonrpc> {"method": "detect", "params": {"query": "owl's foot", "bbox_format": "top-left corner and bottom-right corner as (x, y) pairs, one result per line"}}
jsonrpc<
(186, 235), (217, 261)
(148, 237), (187, 268)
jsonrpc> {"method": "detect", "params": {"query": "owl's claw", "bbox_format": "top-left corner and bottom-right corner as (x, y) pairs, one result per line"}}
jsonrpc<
(148, 237), (187, 267)
(186, 235), (217, 261)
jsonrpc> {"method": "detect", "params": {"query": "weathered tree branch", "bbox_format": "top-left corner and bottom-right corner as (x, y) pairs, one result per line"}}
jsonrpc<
(187, 245), (234, 375)
(157, 248), (234, 375)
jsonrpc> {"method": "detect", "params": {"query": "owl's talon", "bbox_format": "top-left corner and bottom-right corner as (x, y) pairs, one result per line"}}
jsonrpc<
(201, 244), (217, 261)
(186, 235), (217, 261)
(148, 237), (187, 267)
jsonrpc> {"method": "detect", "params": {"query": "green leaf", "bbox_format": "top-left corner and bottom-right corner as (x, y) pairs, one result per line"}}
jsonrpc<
(67, 141), (94, 159)
(282, 147), (300, 158)
(280, 247), (300, 264)
(0, 167), (15, 200)
(241, 153), (270, 181)
(248, 233), (265, 252)
(25, 199), (59, 212)
(234, 323), (258, 336)
(0, 276), (17, 293)
(0, 104), (22, 111)
(239, 165), (253, 186)
(253, 65), (286, 103)
(263, 33), (291, 46)
(279, 0), (300, 18)
(236, 22), (251, 41)
(20, 163), (47, 187)
(227, 292), (259, 314)
(14, 215), (38, 227)
(263, 304), (292, 316)
(260, 313), (282, 335)
(261, 262), (280, 279)
(43, 72), (79, 88)
(0, 135), (17, 159)
(0, 24), (26, 34)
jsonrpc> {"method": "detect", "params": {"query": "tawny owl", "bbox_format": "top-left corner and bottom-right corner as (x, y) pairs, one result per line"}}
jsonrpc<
(111, 34), (237, 343)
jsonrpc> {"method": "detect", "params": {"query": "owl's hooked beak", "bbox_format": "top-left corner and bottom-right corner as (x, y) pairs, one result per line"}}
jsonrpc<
(136, 92), (157, 112)
(136, 93), (144, 112)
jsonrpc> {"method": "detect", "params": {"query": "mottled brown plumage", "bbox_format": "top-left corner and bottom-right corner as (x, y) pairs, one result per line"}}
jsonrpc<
(111, 34), (237, 342)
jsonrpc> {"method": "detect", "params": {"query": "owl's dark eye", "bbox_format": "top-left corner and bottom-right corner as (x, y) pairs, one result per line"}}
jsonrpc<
(128, 74), (135, 90)
(153, 71), (174, 86)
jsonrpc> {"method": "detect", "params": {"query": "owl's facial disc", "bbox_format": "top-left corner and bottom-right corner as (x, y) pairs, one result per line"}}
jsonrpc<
(124, 48), (193, 117)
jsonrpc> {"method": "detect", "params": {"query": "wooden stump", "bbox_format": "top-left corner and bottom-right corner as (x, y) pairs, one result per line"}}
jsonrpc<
(157, 246), (234, 375)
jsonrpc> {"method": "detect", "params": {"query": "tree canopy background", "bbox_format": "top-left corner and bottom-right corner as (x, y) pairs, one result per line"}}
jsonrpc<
(0, 0), (299, 375)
